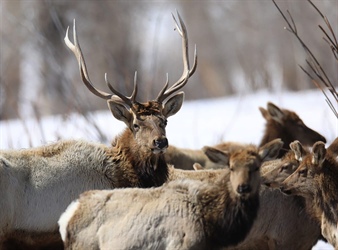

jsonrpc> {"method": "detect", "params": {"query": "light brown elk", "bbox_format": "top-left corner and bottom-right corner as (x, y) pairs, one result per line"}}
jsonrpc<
(190, 142), (321, 250)
(165, 102), (326, 170)
(280, 141), (338, 248)
(58, 139), (282, 249)
(0, 13), (197, 250)
(262, 140), (308, 188)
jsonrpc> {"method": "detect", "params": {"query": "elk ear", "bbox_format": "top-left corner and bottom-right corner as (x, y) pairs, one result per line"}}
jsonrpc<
(290, 140), (306, 161)
(193, 163), (204, 171)
(202, 146), (230, 166)
(259, 107), (270, 120)
(107, 99), (133, 126)
(267, 102), (285, 124)
(162, 92), (184, 118)
(259, 138), (283, 161)
(312, 141), (326, 166)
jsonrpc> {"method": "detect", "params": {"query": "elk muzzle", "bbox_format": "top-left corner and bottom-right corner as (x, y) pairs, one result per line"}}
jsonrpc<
(152, 137), (168, 154)
(237, 184), (251, 195)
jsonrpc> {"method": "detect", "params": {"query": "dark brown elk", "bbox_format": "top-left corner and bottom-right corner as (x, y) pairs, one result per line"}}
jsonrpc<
(280, 141), (338, 248)
(166, 102), (326, 170)
(58, 139), (282, 249)
(258, 102), (326, 157)
(0, 12), (197, 250)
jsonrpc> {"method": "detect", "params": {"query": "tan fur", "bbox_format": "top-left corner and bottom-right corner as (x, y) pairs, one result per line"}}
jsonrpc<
(59, 140), (282, 249)
(281, 141), (338, 248)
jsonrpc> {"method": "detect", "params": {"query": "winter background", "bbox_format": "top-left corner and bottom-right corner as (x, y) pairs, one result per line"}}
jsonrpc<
(0, 88), (336, 249)
(1, 0), (337, 249)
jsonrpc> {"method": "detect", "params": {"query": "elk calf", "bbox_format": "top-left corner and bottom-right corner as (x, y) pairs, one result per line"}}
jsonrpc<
(58, 139), (282, 249)
(280, 141), (338, 248)
(0, 12), (197, 249)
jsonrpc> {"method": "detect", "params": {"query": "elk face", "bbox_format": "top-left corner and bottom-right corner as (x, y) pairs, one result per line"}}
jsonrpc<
(229, 154), (262, 199)
(263, 159), (299, 188)
(204, 139), (283, 199)
(262, 141), (306, 188)
(108, 95), (184, 154)
(280, 141), (326, 196)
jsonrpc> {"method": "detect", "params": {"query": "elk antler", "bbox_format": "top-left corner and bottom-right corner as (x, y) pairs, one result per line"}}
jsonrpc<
(156, 11), (198, 103)
(64, 19), (137, 107)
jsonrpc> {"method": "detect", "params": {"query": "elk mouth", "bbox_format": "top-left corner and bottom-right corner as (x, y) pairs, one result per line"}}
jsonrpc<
(151, 148), (167, 154)
(151, 138), (168, 154)
(262, 181), (280, 189)
(279, 186), (292, 196)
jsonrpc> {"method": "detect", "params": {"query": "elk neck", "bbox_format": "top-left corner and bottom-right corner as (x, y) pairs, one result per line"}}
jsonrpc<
(199, 171), (260, 248)
(110, 128), (169, 188)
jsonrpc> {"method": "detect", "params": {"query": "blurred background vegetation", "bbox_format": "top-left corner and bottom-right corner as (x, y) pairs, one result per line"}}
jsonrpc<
(1, 0), (337, 121)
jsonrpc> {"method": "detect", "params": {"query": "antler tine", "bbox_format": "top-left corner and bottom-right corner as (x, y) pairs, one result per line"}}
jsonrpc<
(104, 71), (138, 107)
(157, 73), (169, 101)
(156, 11), (197, 103)
(131, 71), (138, 103)
(104, 73), (132, 106)
(65, 19), (113, 100)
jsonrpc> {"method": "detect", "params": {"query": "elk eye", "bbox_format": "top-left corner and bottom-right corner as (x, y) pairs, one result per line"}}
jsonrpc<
(160, 120), (167, 128)
(133, 124), (140, 131)
(281, 164), (289, 171)
(251, 167), (259, 172)
(299, 169), (307, 175)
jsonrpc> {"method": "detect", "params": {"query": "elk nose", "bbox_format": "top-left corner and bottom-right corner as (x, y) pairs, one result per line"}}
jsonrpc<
(153, 138), (168, 150)
(237, 184), (251, 194)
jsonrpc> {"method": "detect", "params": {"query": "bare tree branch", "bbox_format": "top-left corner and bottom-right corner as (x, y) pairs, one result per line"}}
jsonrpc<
(272, 0), (338, 118)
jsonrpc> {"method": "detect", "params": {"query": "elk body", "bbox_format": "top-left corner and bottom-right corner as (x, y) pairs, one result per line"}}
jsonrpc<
(279, 141), (338, 248)
(165, 102), (326, 170)
(0, 13), (197, 249)
(58, 139), (282, 250)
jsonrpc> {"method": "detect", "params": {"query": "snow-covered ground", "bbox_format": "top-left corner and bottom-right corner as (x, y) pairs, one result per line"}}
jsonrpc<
(0, 88), (337, 249)
(1, 88), (336, 149)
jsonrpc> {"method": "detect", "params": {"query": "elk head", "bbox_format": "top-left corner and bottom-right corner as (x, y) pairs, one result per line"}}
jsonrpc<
(65, 12), (197, 154)
(262, 140), (306, 188)
(280, 141), (326, 197)
(203, 139), (283, 199)
(259, 102), (326, 149)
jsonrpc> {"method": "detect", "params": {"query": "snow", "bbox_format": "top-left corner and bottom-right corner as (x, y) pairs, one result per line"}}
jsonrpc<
(1, 88), (336, 149)
(0, 88), (336, 249)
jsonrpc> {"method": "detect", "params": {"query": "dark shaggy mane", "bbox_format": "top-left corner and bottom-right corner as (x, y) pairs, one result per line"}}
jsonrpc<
(210, 195), (260, 248)
(134, 155), (169, 188)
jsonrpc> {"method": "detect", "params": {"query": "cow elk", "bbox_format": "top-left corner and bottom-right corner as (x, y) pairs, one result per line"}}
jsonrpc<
(0, 12), (196, 249)
(165, 102), (326, 170)
(280, 141), (338, 248)
(258, 102), (326, 157)
(191, 141), (321, 250)
(58, 139), (282, 249)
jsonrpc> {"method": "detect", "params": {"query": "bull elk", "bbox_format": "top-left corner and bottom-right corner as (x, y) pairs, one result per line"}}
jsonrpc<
(0, 12), (196, 249)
